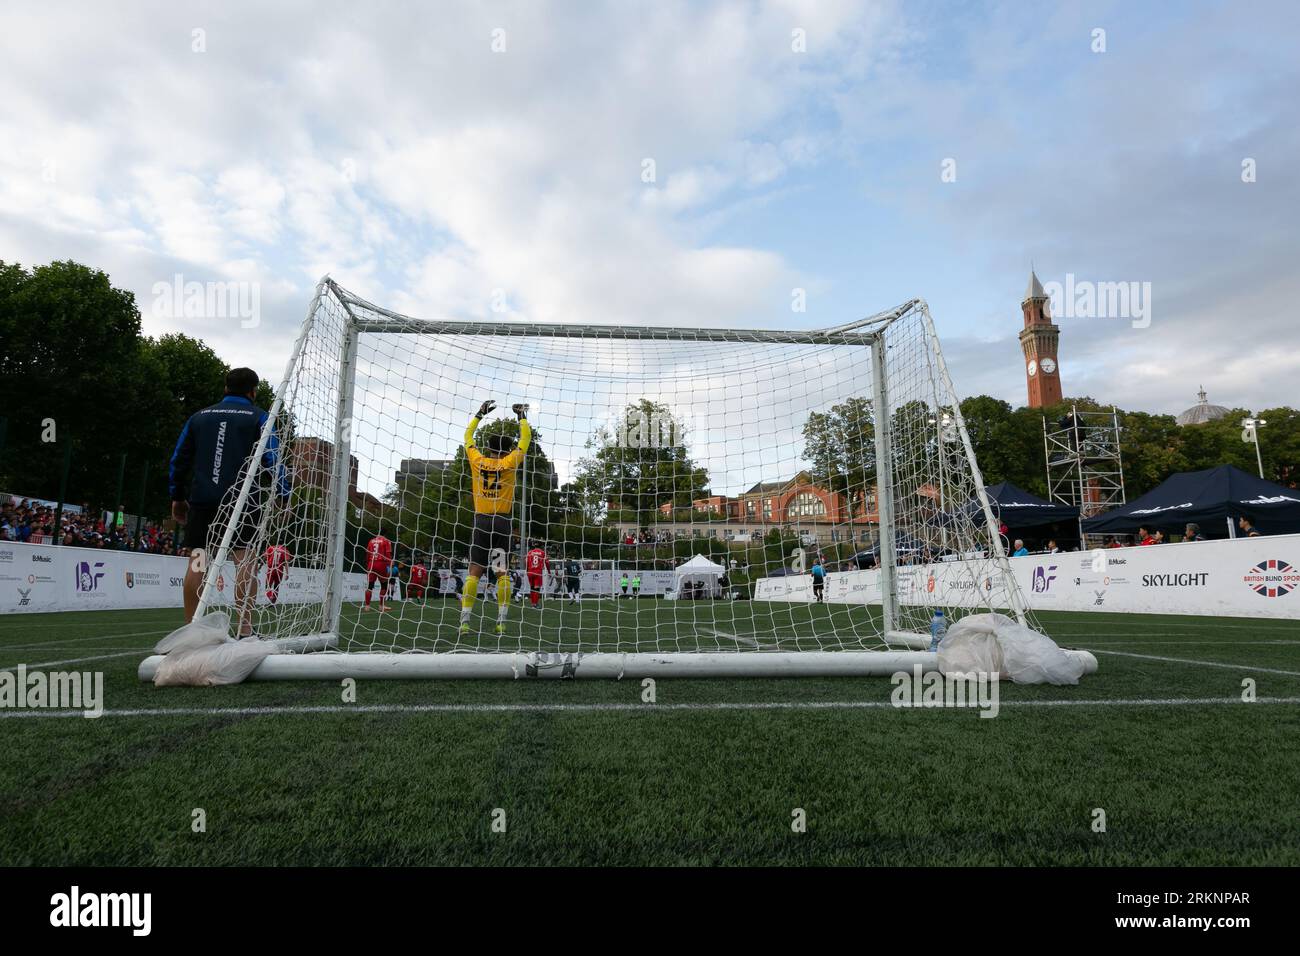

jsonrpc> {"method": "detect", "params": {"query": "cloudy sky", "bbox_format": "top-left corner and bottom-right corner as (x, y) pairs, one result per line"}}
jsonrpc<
(2, 0), (1296, 428)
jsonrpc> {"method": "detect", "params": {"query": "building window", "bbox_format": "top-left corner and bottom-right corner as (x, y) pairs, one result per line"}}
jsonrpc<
(790, 492), (827, 518)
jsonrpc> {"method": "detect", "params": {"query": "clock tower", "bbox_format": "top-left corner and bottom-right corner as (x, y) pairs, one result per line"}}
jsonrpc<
(1018, 269), (1062, 408)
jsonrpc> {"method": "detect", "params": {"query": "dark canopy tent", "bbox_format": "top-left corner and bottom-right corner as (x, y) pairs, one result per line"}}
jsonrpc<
(978, 481), (1080, 527)
(1081, 465), (1300, 537)
(938, 481), (1079, 528)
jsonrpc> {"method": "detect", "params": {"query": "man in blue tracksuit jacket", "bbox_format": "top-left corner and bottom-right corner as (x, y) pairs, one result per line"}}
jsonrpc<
(169, 367), (289, 635)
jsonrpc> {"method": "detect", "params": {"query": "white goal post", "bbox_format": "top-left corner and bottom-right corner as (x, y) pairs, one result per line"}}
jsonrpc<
(139, 277), (1070, 681)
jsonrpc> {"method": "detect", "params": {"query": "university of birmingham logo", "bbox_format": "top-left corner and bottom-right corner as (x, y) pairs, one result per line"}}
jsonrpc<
(124, 572), (135, 589)
(1031, 564), (1058, 593)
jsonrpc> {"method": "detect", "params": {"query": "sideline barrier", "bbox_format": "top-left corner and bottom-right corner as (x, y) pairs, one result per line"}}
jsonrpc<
(0, 540), (367, 614)
(754, 533), (1300, 619)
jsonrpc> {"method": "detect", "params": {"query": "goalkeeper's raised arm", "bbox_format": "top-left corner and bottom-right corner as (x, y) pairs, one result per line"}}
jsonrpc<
(459, 400), (532, 636)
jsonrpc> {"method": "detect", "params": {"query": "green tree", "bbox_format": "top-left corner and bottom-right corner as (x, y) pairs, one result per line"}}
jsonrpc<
(0, 260), (160, 508)
(803, 396), (874, 518)
(948, 396), (1043, 494)
(572, 399), (709, 526)
(0, 260), (289, 524)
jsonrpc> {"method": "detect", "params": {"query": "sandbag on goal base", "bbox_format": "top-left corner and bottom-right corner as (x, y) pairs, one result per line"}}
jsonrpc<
(937, 612), (1091, 685)
(150, 611), (274, 687)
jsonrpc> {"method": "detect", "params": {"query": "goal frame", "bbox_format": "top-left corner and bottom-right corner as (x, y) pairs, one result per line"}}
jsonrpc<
(145, 276), (1041, 681)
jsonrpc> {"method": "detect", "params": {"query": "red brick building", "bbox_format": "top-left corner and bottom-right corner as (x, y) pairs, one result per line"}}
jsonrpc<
(645, 471), (878, 545)
(289, 437), (383, 513)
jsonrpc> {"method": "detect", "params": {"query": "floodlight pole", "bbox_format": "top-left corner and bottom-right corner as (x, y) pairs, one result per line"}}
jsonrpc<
(1242, 417), (1266, 479)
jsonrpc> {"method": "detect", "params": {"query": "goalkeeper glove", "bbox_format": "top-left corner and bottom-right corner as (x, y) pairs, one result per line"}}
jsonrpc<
(477, 400), (496, 418)
(512, 403), (528, 419)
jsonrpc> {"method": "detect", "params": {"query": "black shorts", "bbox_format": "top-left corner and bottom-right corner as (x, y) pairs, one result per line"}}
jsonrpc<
(469, 513), (513, 568)
(566, 577), (580, 592)
(183, 502), (262, 553)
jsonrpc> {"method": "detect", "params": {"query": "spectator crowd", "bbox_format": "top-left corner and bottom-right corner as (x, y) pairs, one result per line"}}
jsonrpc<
(0, 496), (184, 555)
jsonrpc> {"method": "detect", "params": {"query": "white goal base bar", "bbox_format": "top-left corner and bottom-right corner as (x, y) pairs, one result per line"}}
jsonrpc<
(139, 643), (1098, 681)
(270, 635), (339, 654)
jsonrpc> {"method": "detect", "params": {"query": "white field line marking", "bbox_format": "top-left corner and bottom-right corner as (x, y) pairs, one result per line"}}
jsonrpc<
(1045, 619), (1276, 630)
(0, 628), (171, 650)
(702, 628), (781, 651)
(0, 644), (159, 653)
(5, 696), (1300, 720)
(0, 650), (152, 670)
(1049, 629), (1300, 638)
(0, 616), (175, 631)
(1082, 640), (1300, 646)
(1086, 649), (1300, 677)
(0, 632), (170, 655)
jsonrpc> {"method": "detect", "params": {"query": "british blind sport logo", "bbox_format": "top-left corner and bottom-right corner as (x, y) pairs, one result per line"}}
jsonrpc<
(1243, 559), (1300, 598)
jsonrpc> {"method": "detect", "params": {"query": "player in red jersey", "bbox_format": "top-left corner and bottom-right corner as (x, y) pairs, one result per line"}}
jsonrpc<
(264, 543), (292, 604)
(408, 560), (429, 602)
(525, 541), (549, 607)
(364, 528), (394, 611)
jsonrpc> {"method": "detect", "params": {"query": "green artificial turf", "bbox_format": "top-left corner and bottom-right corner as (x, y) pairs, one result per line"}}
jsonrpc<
(1, 603), (1298, 865)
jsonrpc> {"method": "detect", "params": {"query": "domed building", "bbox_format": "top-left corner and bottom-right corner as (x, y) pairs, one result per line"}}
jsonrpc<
(1176, 387), (1230, 426)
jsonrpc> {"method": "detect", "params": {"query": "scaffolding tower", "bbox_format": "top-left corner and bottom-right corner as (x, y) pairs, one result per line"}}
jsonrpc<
(1044, 405), (1126, 543)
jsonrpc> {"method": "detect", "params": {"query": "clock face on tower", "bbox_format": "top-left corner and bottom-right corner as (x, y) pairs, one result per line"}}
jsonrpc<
(1027, 359), (1037, 377)
(1040, 357), (1057, 375)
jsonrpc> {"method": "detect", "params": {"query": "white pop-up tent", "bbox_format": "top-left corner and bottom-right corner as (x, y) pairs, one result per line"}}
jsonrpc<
(674, 553), (727, 598)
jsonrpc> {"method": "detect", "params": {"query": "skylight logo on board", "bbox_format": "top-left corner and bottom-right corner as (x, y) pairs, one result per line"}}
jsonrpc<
(1243, 559), (1300, 598)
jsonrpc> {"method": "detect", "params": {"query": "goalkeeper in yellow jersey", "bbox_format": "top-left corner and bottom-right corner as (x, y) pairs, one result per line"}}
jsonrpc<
(460, 399), (531, 635)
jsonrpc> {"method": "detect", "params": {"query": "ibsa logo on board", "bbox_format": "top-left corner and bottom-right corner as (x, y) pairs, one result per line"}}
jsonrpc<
(75, 561), (106, 593)
(1031, 564), (1058, 593)
(1243, 559), (1299, 598)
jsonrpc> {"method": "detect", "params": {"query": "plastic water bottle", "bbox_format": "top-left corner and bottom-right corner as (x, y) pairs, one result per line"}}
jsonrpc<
(929, 609), (946, 652)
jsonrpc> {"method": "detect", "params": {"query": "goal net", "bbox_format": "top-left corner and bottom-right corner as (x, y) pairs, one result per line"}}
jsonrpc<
(182, 278), (1038, 678)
